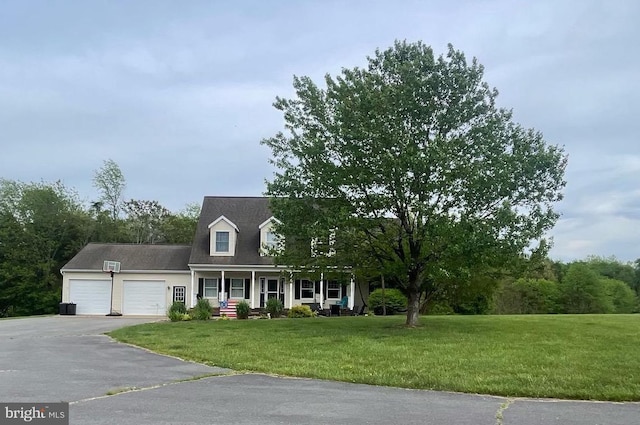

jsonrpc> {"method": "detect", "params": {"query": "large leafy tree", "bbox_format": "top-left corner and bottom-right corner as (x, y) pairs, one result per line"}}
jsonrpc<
(262, 41), (567, 326)
(122, 200), (198, 245)
(93, 159), (126, 221)
(86, 201), (129, 243)
(0, 179), (90, 316)
(583, 256), (636, 291)
(123, 199), (170, 244)
(559, 263), (613, 314)
(161, 203), (201, 244)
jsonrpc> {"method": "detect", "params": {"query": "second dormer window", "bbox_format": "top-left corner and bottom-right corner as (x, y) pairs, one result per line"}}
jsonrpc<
(265, 231), (278, 250)
(216, 231), (229, 252)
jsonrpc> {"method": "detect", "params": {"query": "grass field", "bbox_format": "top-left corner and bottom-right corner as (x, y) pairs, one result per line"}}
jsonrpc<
(108, 314), (640, 401)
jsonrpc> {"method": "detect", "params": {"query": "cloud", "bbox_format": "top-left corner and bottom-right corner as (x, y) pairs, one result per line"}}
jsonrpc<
(548, 153), (640, 261)
(0, 0), (638, 263)
(551, 215), (640, 262)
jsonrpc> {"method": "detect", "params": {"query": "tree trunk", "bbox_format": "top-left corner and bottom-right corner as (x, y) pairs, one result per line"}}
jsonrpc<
(405, 289), (421, 327)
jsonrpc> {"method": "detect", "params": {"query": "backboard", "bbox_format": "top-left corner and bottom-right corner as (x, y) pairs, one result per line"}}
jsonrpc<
(102, 260), (121, 273)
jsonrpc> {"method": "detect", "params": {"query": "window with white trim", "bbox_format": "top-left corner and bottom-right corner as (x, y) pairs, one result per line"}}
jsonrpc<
(261, 229), (282, 256)
(265, 231), (278, 249)
(204, 278), (218, 298)
(173, 286), (186, 303)
(215, 231), (229, 252)
(327, 281), (341, 299)
(300, 280), (314, 299)
(230, 278), (244, 298)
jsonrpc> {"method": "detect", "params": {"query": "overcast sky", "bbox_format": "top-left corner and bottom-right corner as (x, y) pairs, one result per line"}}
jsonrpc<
(1, 1), (638, 262)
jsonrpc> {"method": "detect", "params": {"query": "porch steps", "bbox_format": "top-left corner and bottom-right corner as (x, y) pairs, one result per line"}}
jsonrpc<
(220, 299), (238, 318)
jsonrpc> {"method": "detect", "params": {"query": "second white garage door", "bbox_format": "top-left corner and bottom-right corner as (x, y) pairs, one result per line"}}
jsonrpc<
(122, 280), (166, 316)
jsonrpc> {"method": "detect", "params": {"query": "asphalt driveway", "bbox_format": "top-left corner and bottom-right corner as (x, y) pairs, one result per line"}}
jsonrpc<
(0, 316), (226, 403)
(1, 316), (638, 425)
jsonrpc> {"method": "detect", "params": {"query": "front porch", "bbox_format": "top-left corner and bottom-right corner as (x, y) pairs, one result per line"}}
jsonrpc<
(188, 267), (368, 313)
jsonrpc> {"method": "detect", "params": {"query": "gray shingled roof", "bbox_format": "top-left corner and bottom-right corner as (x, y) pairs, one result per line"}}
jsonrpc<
(61, 243), (191, 271)
(189, 196), (274, 266)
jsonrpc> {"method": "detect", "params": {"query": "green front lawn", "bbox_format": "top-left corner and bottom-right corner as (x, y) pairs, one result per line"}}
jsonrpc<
(108, 314), (640, 401)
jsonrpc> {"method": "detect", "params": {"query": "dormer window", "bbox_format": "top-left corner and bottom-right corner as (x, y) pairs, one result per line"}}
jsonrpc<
(259, 216), (283, 256)
(215, 231), (229, 252)
(265, 231), (278, 250)
(208, 215), (238, 257)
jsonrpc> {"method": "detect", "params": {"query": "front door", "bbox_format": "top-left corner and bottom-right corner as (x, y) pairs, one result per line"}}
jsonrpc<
(266, 278), (279, 301)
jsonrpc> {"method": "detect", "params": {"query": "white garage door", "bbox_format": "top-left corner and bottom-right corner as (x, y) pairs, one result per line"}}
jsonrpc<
(123, 280), (166, 315)
(69, 279), (112, 315)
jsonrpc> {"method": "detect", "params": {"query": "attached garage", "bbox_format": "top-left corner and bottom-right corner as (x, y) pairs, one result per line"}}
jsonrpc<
(61, 243), (191, 316)
(69, 279), (112, 315)
(122, 280), (167, 316)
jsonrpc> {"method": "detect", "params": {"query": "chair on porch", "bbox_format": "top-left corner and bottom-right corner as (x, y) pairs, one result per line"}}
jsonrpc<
(337, 296), (351, 316)
(340, 296), (349, 308)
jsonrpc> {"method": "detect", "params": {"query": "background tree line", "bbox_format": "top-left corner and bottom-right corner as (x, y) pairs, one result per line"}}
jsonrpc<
(362, 254), (640, 316)
(0, 160), (198, 317)
(489, 256), (640, 315)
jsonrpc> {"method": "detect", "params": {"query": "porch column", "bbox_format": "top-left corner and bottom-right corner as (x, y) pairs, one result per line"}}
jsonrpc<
(288, 271), (294, 308)
(251, 270), (256, 309)
(221, 270), (226, 301)
(319, 272), (324, 309)
(190, 270), (196, 308)
(349, 274), (355, 309)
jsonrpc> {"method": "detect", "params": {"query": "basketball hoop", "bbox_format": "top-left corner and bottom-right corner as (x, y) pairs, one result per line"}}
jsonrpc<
(103, 260), (121, 274)
(103, 260), (122, 316)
